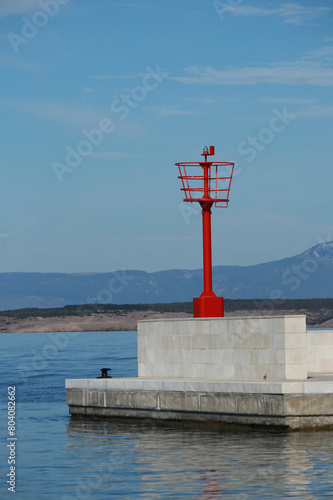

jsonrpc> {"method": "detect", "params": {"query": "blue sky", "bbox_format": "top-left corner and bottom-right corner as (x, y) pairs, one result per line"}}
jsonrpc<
(0, 0), (332, 273)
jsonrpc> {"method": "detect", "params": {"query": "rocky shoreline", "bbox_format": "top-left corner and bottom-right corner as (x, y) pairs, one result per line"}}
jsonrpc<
(1, 308), (332, 333)
(0, 311), (192, 333)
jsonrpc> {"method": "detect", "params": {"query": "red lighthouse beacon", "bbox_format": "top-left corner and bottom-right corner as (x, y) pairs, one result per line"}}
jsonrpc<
(176, 146), (234, 318)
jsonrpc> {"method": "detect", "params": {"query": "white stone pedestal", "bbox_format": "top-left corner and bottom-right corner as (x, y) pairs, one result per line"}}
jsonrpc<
(138, 315), (308, 381)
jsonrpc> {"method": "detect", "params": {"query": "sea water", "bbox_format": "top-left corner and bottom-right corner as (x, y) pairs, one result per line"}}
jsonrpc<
(0, 331), (333, 499)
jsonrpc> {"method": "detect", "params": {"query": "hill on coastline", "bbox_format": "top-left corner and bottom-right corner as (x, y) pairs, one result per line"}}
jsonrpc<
(1, 299), (333, 332)
(0, 242), (333, 310)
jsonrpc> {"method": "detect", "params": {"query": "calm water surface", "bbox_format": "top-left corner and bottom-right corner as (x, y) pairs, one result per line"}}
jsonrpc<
(0, 331), (333, 499)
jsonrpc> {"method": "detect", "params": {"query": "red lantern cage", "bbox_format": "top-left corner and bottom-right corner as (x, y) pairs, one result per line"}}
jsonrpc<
(176, 146), (234, 318)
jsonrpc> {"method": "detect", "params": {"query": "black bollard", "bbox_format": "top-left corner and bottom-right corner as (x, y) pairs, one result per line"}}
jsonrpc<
(97, 368), (112, 378)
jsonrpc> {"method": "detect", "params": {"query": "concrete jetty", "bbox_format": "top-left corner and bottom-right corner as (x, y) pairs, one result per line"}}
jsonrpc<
(66, 315), (333, 430)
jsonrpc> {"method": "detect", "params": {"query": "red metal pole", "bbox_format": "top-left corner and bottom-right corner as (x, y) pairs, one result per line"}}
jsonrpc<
(201, 201), (213, 295)
(201, 157), (213, 295)
(193, 156), (224, 317)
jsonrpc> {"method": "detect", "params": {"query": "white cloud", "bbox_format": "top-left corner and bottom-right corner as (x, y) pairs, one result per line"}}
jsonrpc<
(182, 96), (237, 105)
(219, 3), (331, 26)
(260, 97), (333, 119)
(297, 105), (333, 118)
(115, 2), (147, 8)
(9, 100), (105, 129)
(5, 99), (147, 139)
(262, 97), (316, 105)
(0, 55), (41, 73)
(0, 0), (39, 18)
(304, 45), (333, 62)
(143, 106), (200, 117)
(172, 44), (333, 87)
(88, 75), (136, 80)
(89, 152), (135, 159)
(173, 62), (333, 87)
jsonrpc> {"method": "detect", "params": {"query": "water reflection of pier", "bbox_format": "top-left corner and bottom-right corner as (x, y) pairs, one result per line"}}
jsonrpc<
(66, 419), (333, 499)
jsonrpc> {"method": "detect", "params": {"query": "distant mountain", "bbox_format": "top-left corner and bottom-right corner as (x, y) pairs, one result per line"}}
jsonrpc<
(0, 242), (333, 310)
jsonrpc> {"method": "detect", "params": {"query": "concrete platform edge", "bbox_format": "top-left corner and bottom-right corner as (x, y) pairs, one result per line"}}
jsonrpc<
(66, 387), (333, 430)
